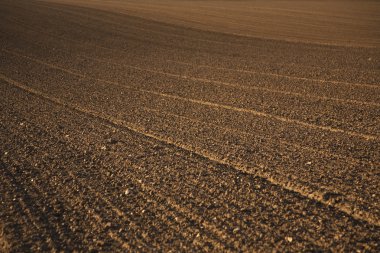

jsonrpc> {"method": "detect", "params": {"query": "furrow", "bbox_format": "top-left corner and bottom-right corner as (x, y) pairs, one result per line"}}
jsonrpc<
(0, 167), (53, 251)
(0, 120), (134, 251)
(134, 106), (379, 219)
(6, 12), (378, 78)
(1, 49), (376, 141)
(2, 27), (378, 108)
(1, 74), (378, 227)
(167, 59), (380, 89)
(82, 55), (379, 107)
(142, 106), (365, 166)
(0, 94), (230, 251)
(0, 88), (298, 250)
(2, 45), (377, 161)
(0, 164), (57, 251)
(0, 84), (347, 250)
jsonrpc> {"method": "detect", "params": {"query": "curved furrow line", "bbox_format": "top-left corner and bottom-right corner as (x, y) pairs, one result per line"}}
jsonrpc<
(5, 29), (376, 108)
(3, 25), (377, 108)
(137, 106), (379, 210)
(121, 125), (380, 228)
(120, 155), (314, 249)
(74, 171), (225, 251)
(115, 168), (235, 251)
(1, 94), (318, 250)
(0, 120), (135, 251)
(280, 61), (380, 75)
(3, 6), (376, 86)
(5, 15), (379, 87)
(25, 179), (81, 249)
(123, 161), (330, 250)
(38, 124), (236, 251)
(0, 170), (55, 251)
(80, 81), (379, 141)
(29, 168), (133, 251)
(1, 74), (378, 227)
(3, 46), (378, 160)
(167, 60), (380, 89)
(2, 76), (378, 250)
(26, 106), (330, 250)
(125, 163), (281, 251)
(136, 107), (379, 218)
(1, 108), (198, 250)
(0, 176), (32, 250)
(1, 49), (376, 141)
(0, 113), (181, 251)
(1, 91), (288, 251)
(2, 47), (377, 162)
(2, 123), (171, 251)
(2, 46), (378, 158)
(0, 165), (57, 251)
(71, 181), (149, 249)
(0, 100), (230, 251)
(1, 161), (99, 251)
(0, 125), (70, 250)
(16, 99), (320, 251)
(67, 178), (155, 251)
(141, 106), (367, 166)
(81, 55), (379, 107)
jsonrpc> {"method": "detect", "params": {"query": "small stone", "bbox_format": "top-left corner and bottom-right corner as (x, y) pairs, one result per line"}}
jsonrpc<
(306, 161), (312, 165)
(233, 227), (240, 233)
(101, 146), (106, 150)
(285, 236), (293, 242)
(20, 122), (24, 126)
(124, 189), (130, 195)
(4, 151), (8, 155)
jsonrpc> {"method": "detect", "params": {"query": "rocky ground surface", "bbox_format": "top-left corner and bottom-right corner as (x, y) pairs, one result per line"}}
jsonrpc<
(0, 0), (379, 251)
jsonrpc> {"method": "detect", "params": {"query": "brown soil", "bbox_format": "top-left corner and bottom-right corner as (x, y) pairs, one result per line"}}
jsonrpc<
(0, 0), (379, 251)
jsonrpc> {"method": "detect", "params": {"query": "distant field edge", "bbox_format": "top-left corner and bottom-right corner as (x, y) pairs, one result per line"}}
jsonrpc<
(37, 0), (380, 48)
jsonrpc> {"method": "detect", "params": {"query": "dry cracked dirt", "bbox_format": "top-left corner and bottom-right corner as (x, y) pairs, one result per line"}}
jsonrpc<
(0, 0), (379, 251)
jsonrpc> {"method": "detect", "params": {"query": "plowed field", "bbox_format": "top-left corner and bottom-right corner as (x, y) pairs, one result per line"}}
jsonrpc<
(1, 0), (379, 251)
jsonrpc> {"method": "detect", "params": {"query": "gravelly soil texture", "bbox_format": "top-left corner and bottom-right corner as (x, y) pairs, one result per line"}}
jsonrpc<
(0, 0), (379, 251)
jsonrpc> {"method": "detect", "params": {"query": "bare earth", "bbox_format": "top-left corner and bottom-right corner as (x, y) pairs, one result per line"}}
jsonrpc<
(0, 0), (379, 251)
